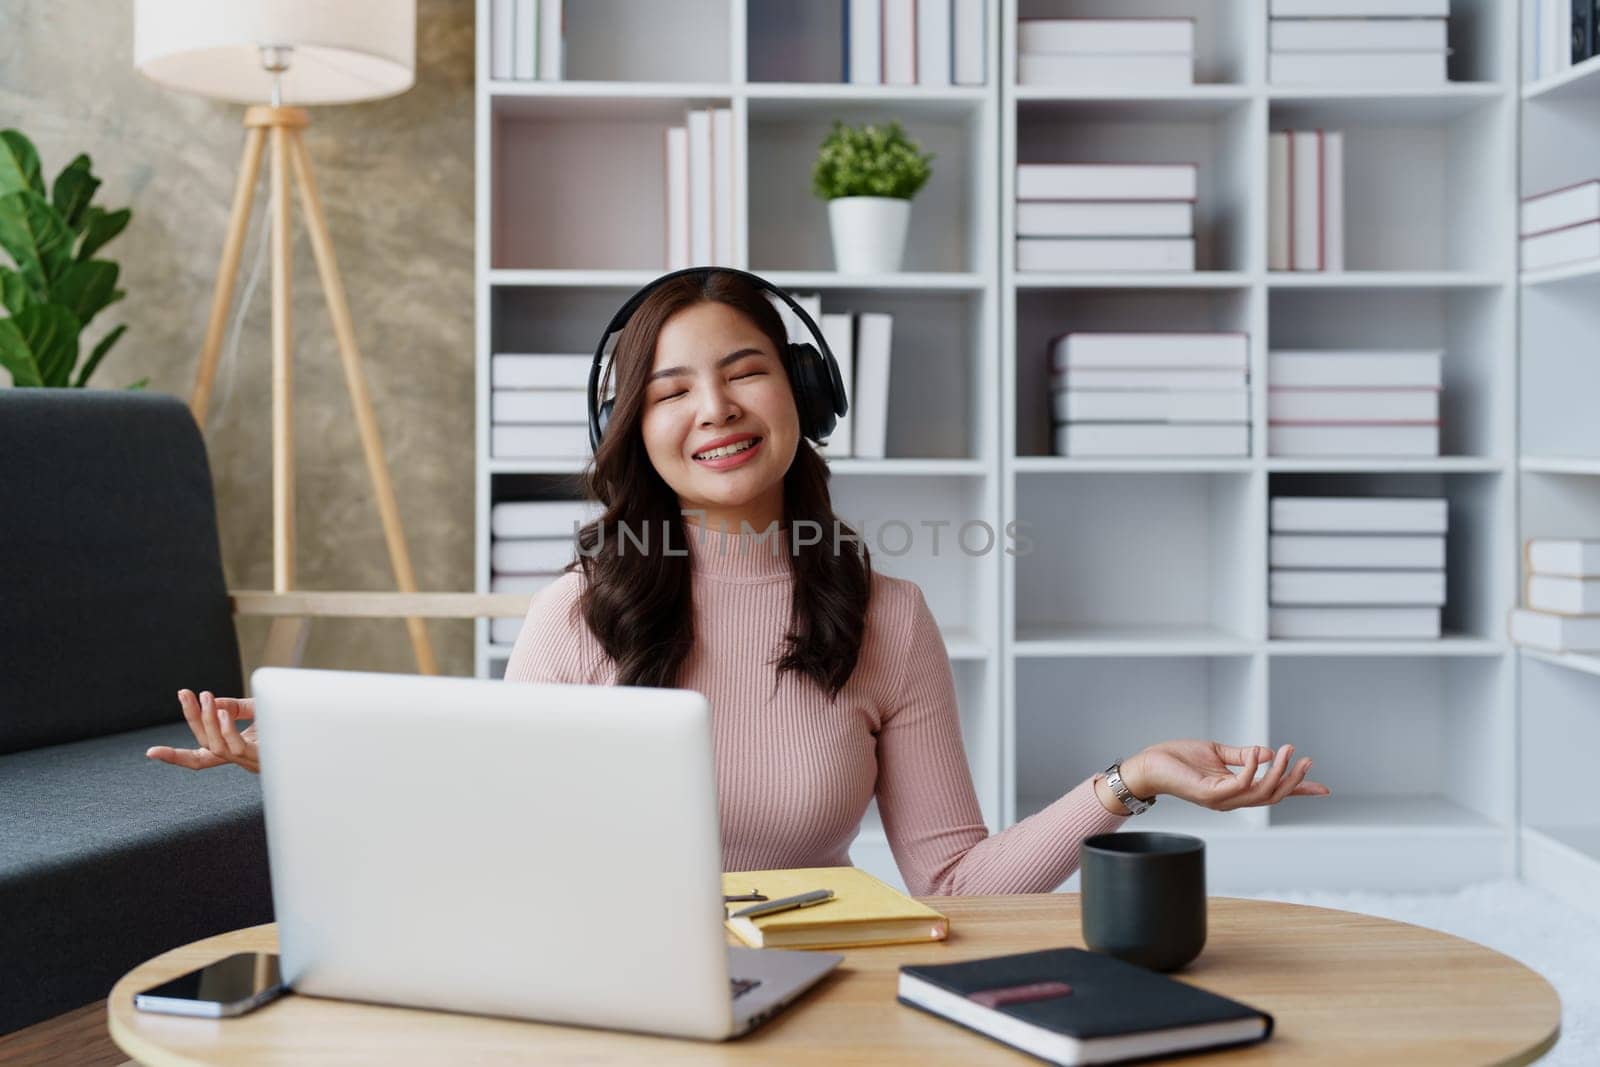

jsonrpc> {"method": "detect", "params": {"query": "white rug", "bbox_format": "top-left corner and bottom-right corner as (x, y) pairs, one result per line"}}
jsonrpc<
(1246, 880), (1598, 1065)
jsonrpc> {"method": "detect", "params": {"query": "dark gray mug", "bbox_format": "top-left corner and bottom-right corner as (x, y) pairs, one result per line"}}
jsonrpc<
(1080, 832), (1207, 972)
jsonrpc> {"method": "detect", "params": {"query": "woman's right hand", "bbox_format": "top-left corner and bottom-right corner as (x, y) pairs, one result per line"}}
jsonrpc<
(145, 689), (260, 774)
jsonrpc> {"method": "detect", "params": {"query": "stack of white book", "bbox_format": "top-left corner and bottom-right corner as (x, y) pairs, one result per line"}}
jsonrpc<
(1523, 0), (1585, 84)
(1269, 497), (1447, 639)
(1015, 18), (1194, 88)
(490, 353), (592, 459)
(1268, 0), (1448, 86)
(1267, 130), (1344, 272)
(1520, 180), (1600, 273)
(1267, 350), (1441, 457)
(1511, 540), (1600, 653)
(487, 499), (599, 644)
(1016, 164), (1197, 272)
(489, 0), (563, 81)
(772, 293), (894, 460)
(843, 0), (986, 85)
(1051, 333), (1249, 457)
(664, 108), (737, 270)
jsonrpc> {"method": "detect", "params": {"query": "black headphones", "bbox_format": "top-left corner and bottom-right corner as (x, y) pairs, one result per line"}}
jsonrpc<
(586, 267), (849, 453)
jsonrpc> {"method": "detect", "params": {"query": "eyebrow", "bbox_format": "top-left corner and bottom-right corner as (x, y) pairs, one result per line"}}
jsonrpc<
(646, 347), (765, 383)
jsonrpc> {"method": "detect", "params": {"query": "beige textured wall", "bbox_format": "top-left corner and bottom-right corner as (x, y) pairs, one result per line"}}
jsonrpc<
(1, 1), (477, 680)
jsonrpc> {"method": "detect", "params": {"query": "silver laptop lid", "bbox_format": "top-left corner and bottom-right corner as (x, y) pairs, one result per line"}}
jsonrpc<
(252, 667), (735, 1040)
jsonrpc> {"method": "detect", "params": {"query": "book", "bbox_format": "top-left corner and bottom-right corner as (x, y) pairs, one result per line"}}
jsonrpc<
(1270, 569), (1446, 606)
(491, 354), (593, 390)
(1268, 132), (1291, 270)
(883, 0), (917, 85)
(953, 0), (986, 84)
(492, 389), (588, 424)
(1016, 163), (1197, 201)
(897, 947), (1272, 1066)
(1271, 496), (1447, 534)
(1268, 388), (1438, 422)
(1053, 388), (1249, 423)
(818, 312), (855, 457)
(916, 0), (951, 86)
(1271, 606), (1442, 639)
(1269, 0), (1448, 15)
(491, 537), (577, 574)
(1527, 574), (1600, 615)
(1268, 350), (1442, 388)
(1291, 130), (1322, 270)
(721, 866), (947, 950)
(1270, 51), (1448, 86)
(846, 0), (882, 84)
(1016, 201), (1193, 238)
(1322, 130), (1344, 271)
(492, 424), (591, 459)
(1017, 237), (1195, 272)
(1268, 423), (1440, 457)
(1052, 333), (1249, 370)
(688, 109), (713, 266)
(853, 312), (894, 459)
(1522, 219), (1600, 271)
(712, 108), (735, 266)
(1521, 180), (1600, 237)
(1527, 539), (1600, 577)
(491, 0), (514, 79)
(1017, 53), (1194, 88)
(1055, 423), (1249, 457)
(513, 0), (537, 79)
(664, 126), (689, 269)
(1054, 368), (1249, 390)
(538, 0), (563, 80)
(1270, 534), (1446, 570)
(1510, 607), (1600, 652)
(490, 500), (599, 539)
(490, 616), (526, 645)
(1017, 18), (1195, 54)
(1270, 17), (1448, 51)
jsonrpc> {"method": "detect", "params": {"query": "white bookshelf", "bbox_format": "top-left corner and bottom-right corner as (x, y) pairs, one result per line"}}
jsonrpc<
(475, 0), (1532, 895)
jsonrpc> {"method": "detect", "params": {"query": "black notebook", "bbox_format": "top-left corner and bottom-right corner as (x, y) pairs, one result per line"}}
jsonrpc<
(898, 947), (1273, 1066)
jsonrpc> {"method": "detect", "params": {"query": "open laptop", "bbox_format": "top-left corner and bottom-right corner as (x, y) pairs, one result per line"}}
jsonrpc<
(251, 667), (841, 1040)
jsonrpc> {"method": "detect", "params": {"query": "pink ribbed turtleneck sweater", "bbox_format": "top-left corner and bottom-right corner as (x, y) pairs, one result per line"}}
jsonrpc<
(504, 524), (1126, 895)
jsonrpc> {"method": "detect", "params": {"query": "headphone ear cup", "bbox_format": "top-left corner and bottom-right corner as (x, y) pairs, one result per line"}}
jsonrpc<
(596, 397), (615, 445)
(786, 343), (837, 442)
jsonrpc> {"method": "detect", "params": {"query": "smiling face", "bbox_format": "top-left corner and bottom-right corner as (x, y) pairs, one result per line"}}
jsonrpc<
(639, 300), (800, 532)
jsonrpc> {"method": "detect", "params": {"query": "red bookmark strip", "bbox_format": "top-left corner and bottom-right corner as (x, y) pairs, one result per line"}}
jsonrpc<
(968, 981), (1074, 1008)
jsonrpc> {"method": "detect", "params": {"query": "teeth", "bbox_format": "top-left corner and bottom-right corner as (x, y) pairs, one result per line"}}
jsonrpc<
(695, 439), (756, 461)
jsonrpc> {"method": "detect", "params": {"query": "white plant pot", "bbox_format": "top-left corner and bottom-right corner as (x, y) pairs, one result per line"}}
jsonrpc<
(827, 196), (912, 274)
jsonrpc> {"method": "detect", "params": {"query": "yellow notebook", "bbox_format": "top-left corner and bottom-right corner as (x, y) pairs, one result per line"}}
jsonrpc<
(721, 866), (949, 950)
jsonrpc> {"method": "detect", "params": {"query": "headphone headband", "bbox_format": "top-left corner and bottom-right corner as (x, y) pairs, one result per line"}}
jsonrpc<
(586, 267), (848, 453)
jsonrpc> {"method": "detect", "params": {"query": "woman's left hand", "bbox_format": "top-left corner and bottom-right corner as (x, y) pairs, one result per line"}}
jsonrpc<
(1120, 740), (1330, 811)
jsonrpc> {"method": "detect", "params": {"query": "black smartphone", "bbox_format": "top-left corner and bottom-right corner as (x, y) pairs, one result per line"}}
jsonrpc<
(133, 952), (286, 1018)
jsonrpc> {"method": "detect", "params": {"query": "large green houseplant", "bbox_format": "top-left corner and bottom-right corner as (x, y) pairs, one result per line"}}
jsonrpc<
(812, 120), (934, 274)
(0, 129), (135, 387)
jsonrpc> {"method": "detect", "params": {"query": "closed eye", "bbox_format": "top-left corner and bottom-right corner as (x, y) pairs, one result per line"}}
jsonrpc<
(655, 390), (687, 403)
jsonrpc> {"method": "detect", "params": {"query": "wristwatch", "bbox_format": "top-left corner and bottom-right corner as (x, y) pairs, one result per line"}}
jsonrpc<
(1102, 760), (1156, 816)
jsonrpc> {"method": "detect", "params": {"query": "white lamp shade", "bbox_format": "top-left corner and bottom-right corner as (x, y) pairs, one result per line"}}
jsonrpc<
(134, 0), (415, 105)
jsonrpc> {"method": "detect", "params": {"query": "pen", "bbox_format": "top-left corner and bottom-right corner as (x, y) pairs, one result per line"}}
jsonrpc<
(729, 888), (834, 919)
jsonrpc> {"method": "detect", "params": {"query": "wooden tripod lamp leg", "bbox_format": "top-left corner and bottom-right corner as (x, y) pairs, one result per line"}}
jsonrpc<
(191, 125), (267, 426)
(286, 129), (439, 675)
(269, 122), (296, 594)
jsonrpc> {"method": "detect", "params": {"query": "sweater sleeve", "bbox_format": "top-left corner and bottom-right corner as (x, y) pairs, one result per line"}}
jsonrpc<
(874, 584), (1128, 896)
(502, 572), (608, 685)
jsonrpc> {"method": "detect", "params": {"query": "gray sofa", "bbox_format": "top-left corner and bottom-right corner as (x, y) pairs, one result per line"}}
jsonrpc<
(0, 390), (274, 1033)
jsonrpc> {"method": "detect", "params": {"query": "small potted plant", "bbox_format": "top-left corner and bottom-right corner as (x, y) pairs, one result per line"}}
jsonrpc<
(812, 120), (934, 274)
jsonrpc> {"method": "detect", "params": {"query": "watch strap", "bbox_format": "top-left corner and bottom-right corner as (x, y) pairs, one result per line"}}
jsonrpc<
(1104, 760), (1155, 816)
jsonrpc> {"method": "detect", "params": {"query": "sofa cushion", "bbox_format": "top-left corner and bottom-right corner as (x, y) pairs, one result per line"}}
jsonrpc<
(0, 721), (274, 1033)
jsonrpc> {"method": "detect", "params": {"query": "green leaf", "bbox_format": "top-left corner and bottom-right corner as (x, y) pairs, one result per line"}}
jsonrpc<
(13, 303), (80, 386)
(76, 205), (130, 262)
(51, 154), (99, 231)
(74, 321), (126, 387)
(0, 264), (30, 315)
(0, 189), (73, 294)
(812, 120), (934, 201)
(0, 130), (44, 198)
(0, 316), (44, 386)
(53, 259), (119, 327)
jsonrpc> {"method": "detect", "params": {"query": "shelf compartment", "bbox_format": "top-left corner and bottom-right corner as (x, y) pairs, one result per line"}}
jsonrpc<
(1519, 655), (1600, 916)
(1015, 98), (1255, 272)
(1015, 471), (1260, 640)
(1267, 655), (1511, 829)
(1013, 0), (1253, 86)
(1521, 284), (1600, 457)
(1266, 286), (1512, 460)
(1519, 471), (1600, 576)
(555, 0), (731, 83)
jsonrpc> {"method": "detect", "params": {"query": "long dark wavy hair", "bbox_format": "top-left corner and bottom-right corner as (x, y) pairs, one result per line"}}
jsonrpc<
(572, 271), (872, 696)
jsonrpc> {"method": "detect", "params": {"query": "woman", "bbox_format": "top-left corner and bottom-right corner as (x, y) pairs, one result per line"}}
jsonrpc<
(151, 269), (1329, 896)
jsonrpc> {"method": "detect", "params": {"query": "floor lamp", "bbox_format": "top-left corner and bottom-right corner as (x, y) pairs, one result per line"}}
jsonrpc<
(134, 1), (439, 673)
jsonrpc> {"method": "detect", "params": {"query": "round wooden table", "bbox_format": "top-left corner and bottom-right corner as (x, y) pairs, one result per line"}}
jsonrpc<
(108, 894), (1560, 1065)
